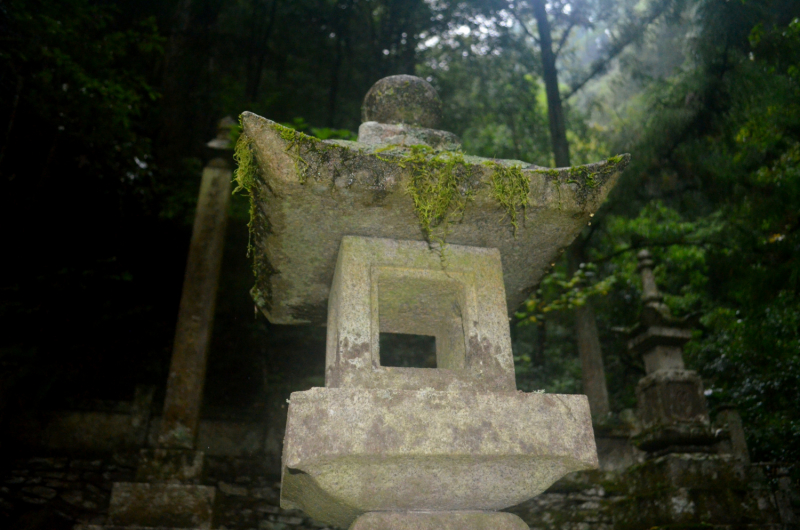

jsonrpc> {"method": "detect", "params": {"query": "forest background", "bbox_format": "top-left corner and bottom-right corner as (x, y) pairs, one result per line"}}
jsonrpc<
(1, 0), (798, 469)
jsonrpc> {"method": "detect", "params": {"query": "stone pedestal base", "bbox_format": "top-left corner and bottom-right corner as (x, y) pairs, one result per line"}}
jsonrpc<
(281, 387), (597, 528)
(136, 448), (205, 483)
(349, 511), (529, 530)
(105, 482), (215, 529)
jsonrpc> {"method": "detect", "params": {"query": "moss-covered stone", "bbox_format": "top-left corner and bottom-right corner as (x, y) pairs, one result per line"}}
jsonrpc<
(237, 111), (629, 325)
(361, 75), (443, 128)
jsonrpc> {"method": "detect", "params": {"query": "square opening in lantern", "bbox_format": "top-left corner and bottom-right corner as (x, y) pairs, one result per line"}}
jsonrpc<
(376, 272), (467, 371)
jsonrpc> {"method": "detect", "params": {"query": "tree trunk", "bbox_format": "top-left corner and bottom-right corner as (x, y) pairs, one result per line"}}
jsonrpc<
(532, 0), (610, 419)
(531, 0), (569, 168)
(246, 0), (280, 102)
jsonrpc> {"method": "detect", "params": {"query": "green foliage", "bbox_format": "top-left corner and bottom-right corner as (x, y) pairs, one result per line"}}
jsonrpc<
(0, 0), (163, 175)
(687, 292), (800, 463)
(418, 36), (553, 165)
(516, 263), (617, 324)
(580, 4), (800, 462)
(511, 311), (583, 395)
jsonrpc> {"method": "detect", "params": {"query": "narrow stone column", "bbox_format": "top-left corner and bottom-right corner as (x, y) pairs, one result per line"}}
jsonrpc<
(158, 155), (231, 449)
(715, 405), (750, 464)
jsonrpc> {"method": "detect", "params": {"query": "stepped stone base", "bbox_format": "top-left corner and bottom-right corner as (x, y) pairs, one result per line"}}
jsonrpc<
(349, 511), (530, 530)
(281, 387), (597, 528)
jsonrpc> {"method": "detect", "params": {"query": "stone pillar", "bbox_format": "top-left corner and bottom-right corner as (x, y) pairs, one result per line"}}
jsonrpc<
(130, 385), (155, 447)
(715, 404), (750, 464)
(82, 118), (236, 530)
(158, 154), (231, 449)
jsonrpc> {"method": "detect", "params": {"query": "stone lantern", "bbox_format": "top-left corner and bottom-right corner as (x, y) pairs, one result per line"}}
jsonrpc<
(239, 75), (629, 530)
(628, 249), (715, 453)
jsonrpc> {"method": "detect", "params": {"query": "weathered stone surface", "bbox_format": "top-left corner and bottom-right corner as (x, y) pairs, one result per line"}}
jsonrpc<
(642, 344), (685, 373)
(280, 387), (597, 528)
(507, 469), (626, 530)
(159, 159), (231, 449)
(241, 111), (628, 324)
(106, 482), (215, 529)
(326, 236), (515, 391)
(715, 406), (750, 465)
(135, 448), (204, 484)
(361, 75), (443, 128)
(634, 369), (715, 452)
(628, 326), (693, 359)
(349, 510), (530, 530)
(357, 121), (461, 150)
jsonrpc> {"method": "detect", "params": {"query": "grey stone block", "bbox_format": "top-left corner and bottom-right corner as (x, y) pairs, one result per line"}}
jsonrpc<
(614, 453), (783, 529)
(357, 121), (461, 150)
(107, 482), (215, 529)
(634, 369), (714, 452)
(325, 236), (515, 392)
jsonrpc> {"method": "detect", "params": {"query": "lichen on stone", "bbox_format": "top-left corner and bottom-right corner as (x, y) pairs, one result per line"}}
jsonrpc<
(272, 122), (325, 184)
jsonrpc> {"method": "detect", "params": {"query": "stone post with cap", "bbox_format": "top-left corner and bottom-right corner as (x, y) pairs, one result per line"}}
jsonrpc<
(74, 117), (237, 530)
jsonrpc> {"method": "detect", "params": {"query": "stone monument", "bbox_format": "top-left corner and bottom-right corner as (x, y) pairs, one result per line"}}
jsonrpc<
(237, 75), (630, 530)
(615, 250), (784, 529)
(628, 249), (715, 454)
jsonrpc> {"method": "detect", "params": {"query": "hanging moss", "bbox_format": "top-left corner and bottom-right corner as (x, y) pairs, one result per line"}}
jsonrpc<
(535, 168), (563, 210)
(273, 123), (314, 183)
(484, 161), (529, 234)
(390, 145), (476, 245)
(232, 124), (257, 256)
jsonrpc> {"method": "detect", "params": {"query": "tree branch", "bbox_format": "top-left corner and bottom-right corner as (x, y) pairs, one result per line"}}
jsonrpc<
(553, 19), (576, 58)
(509, 5), (539, 46)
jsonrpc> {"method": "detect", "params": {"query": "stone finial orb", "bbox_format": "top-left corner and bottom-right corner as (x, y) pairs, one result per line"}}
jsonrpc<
(362, 75), (443, 129)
